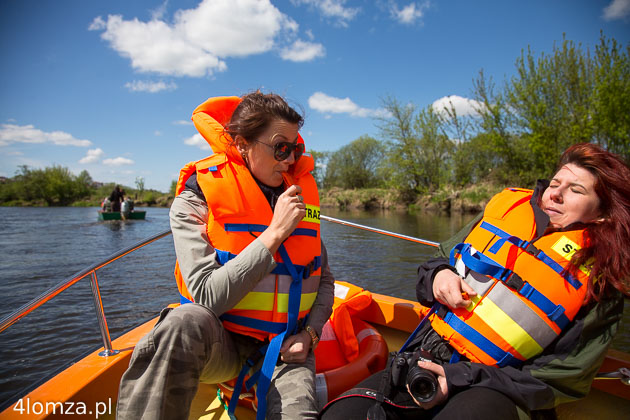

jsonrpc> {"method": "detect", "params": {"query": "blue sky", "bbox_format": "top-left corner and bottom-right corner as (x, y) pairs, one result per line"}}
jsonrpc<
(1, 0), (628, 192)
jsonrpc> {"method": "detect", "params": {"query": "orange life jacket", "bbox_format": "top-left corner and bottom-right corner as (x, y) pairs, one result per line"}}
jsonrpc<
(429, 188), (590, 367)
(174, 96), (322, 342)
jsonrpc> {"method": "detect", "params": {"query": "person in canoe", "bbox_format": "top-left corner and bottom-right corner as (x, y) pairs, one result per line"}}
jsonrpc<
(116, 92), (335, 420)
(108, 185), (124, 212)
(320, 143), (630, 420)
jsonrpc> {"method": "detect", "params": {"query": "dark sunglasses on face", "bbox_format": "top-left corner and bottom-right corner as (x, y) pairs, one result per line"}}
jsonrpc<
(253, 140), (305, 161)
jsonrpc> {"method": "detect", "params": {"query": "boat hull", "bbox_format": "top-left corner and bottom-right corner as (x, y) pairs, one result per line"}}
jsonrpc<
(1, 290), (628, 419)
(98, 211), (146, 221)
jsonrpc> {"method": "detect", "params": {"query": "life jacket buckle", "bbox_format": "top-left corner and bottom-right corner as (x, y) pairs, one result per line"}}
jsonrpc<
(525, 243), (541, 258)
(505, 271), (525, 291)
(303, 260), (314, 279)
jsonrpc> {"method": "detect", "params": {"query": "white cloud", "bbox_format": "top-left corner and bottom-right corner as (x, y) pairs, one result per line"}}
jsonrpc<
(280, 40), (325, 62)
(308, 92), (382, 117)
(79, 148), (105, 164)
(389, 1), (430, 25)
(151, 0), (169, 21)
(173, 120), (193, 126)
(89, 0), (310, 77)
(125, 80), (177, 93)
(103, 157), (134, 166)
(292, 0), (360, 26)
(184, 133), (211, 150)
(602, 0), (630, 20)
(432, 95), (485, 117)
(0, 123), (92, 147)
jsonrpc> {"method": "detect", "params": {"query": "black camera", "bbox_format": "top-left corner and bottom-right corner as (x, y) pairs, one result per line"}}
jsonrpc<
(390, 349), (438, 403)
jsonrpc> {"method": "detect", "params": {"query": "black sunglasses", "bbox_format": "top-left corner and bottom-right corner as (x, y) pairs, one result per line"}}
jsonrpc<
(253, 140), (305, 161)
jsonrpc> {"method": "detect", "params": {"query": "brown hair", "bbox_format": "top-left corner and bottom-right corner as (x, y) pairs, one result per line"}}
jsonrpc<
(559, 143), (630, 301)
(226, 91), (303, 143)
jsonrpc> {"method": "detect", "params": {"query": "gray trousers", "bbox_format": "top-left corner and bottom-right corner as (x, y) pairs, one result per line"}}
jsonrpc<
(116, 303), (318, 420)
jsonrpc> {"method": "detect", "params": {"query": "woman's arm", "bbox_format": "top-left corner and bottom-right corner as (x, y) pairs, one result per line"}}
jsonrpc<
(306, 243), (335, 337)
(170, 190), (277, 315)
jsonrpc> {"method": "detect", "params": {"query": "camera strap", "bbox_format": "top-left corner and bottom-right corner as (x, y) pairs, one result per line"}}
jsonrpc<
(399, 302), (441, 353)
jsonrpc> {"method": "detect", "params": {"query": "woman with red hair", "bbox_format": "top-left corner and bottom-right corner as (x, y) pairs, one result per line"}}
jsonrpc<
(321, 143), (630, 420)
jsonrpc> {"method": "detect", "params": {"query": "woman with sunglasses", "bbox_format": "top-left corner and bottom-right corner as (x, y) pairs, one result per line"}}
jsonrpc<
(117, 92), (335, 420)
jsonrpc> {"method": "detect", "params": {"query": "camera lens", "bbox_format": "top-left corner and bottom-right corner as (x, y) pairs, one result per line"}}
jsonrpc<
(406, 366), (438, 403)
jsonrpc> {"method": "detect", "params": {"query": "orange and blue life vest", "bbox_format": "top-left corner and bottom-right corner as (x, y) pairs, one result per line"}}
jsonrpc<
(429, 188), (590, 367)
(174, 96), (322, 419)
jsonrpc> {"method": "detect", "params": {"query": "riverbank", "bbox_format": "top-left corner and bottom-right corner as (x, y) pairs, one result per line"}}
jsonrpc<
(2, 183), (506, 214)
(321, 182), (505, 214)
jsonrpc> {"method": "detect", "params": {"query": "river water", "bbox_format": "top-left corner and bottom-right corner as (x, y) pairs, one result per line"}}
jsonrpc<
(0, 206), (628, 408)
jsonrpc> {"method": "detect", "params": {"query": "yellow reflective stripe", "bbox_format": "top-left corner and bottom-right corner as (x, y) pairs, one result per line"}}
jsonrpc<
(278, 292), (317, 312)
(303, 204), (321, 224)
(471, 296), (544, 359)
(234, 292), (274, 311)
(232, 292), (318, 312)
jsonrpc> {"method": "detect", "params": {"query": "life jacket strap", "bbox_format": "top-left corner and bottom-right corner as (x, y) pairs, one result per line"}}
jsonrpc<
(224, 223), (317, 237)
(480, 221), (582, 289)
(450, 243), (570, 330)
(252, 243), (303, 420)
(227, 344), (268, 417)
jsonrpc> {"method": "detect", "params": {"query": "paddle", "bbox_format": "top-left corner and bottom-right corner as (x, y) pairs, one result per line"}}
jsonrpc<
(320, 215), (440, 248)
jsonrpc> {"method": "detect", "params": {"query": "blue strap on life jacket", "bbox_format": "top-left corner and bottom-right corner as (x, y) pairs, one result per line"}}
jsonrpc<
(480, 221), (582, 289)
(227, 344), (268, 418)
(224, 223), (317, 238)
(250, 243), (303, 420)
(223, 240), (304, 420)
(215, 248), (321, 279)
(398, 302), (441, 353)
(450, 243), (569, 330)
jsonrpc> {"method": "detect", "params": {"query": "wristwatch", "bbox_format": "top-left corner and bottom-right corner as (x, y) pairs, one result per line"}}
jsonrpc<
(305, 325), (319, 350)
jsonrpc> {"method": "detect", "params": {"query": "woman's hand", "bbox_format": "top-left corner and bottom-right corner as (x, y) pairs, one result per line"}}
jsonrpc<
(407, 360), (449, 409)
(279, 330), (311, 364)
(432, 269), (476, 309)
(259, 184), (306, 254)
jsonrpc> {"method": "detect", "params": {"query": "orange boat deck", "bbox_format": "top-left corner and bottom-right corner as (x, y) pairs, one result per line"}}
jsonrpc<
(1, 294), (628, 420)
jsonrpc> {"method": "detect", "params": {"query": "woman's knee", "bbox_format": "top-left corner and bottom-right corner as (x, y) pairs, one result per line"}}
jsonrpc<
(152, 304), (222, 351)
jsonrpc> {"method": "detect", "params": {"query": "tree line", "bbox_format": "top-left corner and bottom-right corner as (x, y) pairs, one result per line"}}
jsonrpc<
(0, 165), (165, 207)
(313, 34), (629, 201)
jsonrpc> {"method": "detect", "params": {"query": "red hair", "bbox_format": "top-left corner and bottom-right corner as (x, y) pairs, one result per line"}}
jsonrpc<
(558, 143), (630, 301)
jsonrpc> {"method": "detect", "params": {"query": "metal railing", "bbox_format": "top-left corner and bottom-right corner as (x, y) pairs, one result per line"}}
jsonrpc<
(0, 229), (172, 356)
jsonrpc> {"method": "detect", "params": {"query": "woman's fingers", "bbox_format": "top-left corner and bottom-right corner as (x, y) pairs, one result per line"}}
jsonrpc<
(433, 269), (473, 309)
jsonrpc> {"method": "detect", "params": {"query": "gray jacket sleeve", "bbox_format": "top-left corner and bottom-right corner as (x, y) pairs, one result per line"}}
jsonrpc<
(170, 190), (277, 316)
(169, 189), (334, 335)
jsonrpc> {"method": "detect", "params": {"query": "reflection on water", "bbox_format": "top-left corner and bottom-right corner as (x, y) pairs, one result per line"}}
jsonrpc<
(0, 206), (628, 408)
(0, 206), (177, 407)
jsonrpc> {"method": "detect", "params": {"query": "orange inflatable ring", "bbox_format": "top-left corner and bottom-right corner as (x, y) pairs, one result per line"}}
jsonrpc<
(314, 317), (389, 407)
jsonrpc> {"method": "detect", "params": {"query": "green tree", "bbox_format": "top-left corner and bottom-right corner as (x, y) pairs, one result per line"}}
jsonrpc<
(169, 180), (177, 196)
(507, 36), (595, 176)
(413, 105), (455, 189)
(591, 34), (630, 160)
(472, 33), (629, 184)
(309, 150), (329, 188)
(323, 135), (385, 189)
(1, 165), (94, 205)
(376, 96), (423, 196)
(135, 176), (145, 195)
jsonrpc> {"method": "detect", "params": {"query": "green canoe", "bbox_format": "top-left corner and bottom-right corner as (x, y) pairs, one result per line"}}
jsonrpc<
(98, 210), (146, 221)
